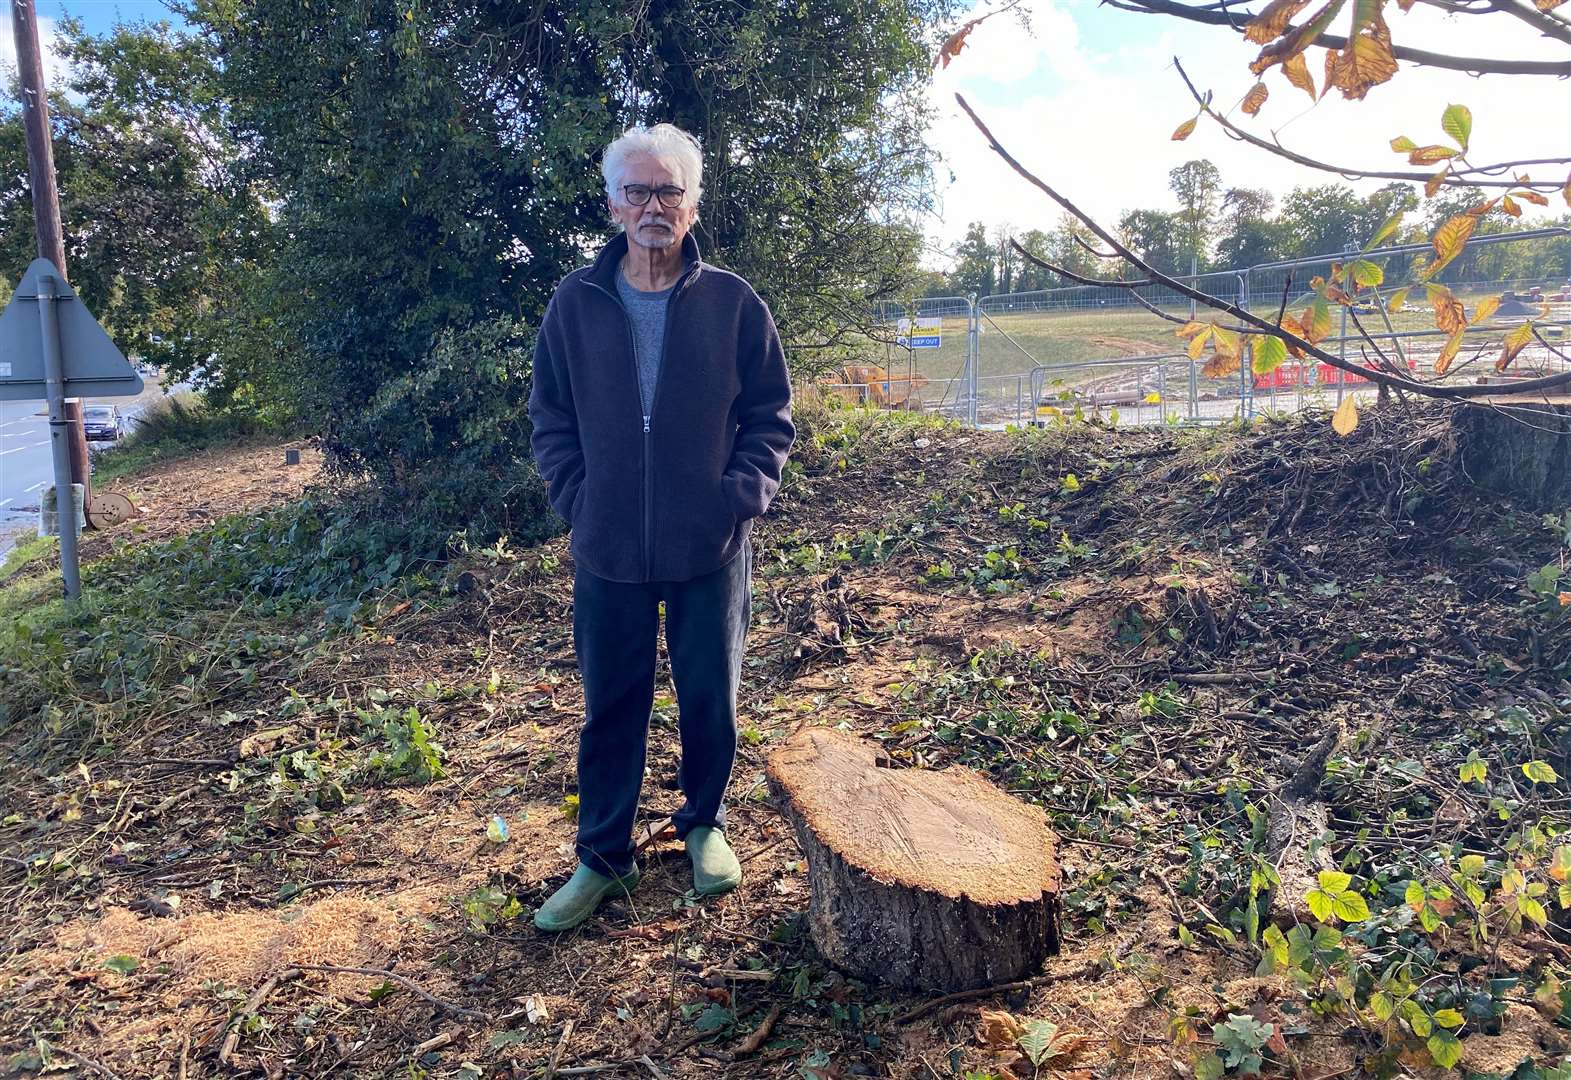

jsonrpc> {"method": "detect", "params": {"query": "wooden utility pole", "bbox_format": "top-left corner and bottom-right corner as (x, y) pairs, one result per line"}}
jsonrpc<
(11, 0), (93, 513)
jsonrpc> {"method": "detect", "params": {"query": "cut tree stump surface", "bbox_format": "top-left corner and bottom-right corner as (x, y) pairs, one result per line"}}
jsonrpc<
(767, 726), (1060, 991)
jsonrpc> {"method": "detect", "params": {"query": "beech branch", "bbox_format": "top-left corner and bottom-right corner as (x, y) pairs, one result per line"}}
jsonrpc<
(1101, 0), (1571, 76)
(959, 92), (1571, 401)
(1173, 61), (1570, 194)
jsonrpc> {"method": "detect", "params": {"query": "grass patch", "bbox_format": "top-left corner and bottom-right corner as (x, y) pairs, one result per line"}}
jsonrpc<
(0, 534), (53, 586)
(92, 394), (282, 484)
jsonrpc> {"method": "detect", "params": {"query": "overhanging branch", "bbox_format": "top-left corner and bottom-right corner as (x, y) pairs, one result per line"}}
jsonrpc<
(1173, 60), (1570, 193)
(959, 92), (1571, 401)
(1100, 0), (1571, 76)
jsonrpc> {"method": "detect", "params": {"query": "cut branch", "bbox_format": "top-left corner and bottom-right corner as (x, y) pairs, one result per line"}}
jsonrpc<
(958, 92), (1571, 401)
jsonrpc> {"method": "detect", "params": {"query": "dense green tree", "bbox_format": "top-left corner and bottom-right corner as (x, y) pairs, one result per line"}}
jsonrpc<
(1169, 159), (1222, 271)
(186, 0), (959, 468)
(950, 220), (995, 297)
(0, 18), (279, 413)
(1117, 208), (1184, 275)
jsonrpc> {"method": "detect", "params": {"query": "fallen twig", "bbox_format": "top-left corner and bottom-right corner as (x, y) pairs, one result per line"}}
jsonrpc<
(216, 967), (300, 1062)
(733, 1003), (784, 1057)
(291, 963), (491, 1021)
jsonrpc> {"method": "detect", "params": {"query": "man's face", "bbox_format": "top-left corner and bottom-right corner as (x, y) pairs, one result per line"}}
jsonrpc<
(609, 151), (696, 253)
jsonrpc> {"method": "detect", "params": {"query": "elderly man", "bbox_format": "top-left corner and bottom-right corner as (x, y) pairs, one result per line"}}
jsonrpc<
(526, 123), (796, 931)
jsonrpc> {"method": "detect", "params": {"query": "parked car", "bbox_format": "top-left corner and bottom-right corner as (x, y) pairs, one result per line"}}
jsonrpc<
(82, 404), (126, 441)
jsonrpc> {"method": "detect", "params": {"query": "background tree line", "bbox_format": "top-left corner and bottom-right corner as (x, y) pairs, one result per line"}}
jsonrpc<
(929, 160), (1571, 299)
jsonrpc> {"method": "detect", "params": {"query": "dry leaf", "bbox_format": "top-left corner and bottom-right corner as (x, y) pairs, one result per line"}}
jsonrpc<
(979, 1009), (1025, 1049)
(1244, 0), (1311, 42)
(1331, 394), (1359, 436)
(1173, 117), (1198, 141)
(1434, 330), (1464, 376)
(1282, 51), (1317, 99)
(1471, 296), (1501, 325)
(1241, 82), (1269, 115)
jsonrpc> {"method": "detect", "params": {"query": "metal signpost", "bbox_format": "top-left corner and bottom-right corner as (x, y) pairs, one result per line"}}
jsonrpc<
(0, 258), (143, 599)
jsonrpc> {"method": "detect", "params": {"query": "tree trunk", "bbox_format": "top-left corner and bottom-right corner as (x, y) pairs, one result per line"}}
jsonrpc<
(765, 727), (1061, 992)
(1454, 397), (1571, 510)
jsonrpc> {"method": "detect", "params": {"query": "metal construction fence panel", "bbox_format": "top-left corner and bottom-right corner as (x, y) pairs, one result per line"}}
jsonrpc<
(792, 229), (1571, 430)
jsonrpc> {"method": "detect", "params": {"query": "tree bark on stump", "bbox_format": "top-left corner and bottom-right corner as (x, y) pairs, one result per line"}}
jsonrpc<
(765, 727), (1061, 992)
(1454, 397), (1571, 511)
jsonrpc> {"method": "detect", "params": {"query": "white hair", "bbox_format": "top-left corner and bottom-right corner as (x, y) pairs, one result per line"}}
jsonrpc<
(601, 123), (704, 209)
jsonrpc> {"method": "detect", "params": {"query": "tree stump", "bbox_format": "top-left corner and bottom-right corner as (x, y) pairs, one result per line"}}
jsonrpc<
(1454, 396), (1571, 511)
(765, 726), (1061, 992)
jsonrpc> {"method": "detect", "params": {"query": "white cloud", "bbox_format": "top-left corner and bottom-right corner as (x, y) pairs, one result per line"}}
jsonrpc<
(922, 0), (1571, 260)
(0, 6), (70, 94)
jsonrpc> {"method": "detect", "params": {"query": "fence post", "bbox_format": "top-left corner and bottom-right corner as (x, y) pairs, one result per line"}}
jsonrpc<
(967, 294), (980, 429)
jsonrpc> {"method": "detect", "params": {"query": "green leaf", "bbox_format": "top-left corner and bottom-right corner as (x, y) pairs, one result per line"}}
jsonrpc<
(1252, 335), (1288, 375)
(1459, 752), (1487, 784)
(1194, 1051), (1226, 1080)
(1432, 1009), (1465, 1028)
(1348, 259), (1384, 288)
(1317, 870), (1353, 893)
(1441, 103), (1472, 152)
(104, 955), (140, 975)
(1405, 880), (1426, 908)
(1402, 998), (1433, 1037)
(1428, 1028), (1463, 1069)
(485, 815), (510, 844)
(1331, 892), (1370, 922)
(561, 793), (581, 819)
(1018, 1018), (1060, 1067)
(1364, 210), (1404, 251)
(1523, 761), (1559, 784)
(1370, 991), (1396, 1021)
(1389, 135), (1419, 153)
(1306, 889), (1334, 923)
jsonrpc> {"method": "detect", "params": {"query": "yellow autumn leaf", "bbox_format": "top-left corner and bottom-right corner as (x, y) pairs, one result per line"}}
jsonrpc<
(1324, 12), (1398, 101)
(1434, 329), (1464, 376)
(1431, 214), (1477, 272)
(1186, 325), (1214, 359)
(1426, 166), (1449, 198)
(1386, 286), (1411, 312)
(1430, 286), (1466, 335)
(1503, 194), (1522, 217)
(1242, 82), (1269, 116)
(1331, 394), (1359, 436)
(1172, 117), (1198, 141)
(1516, 189), (1549, 206)
(1175, 320), (1208, 339)
(1471, 296), (1500, 325)
(1282, 51), (1317, 100)
(1409, 145), (1458, 166)
(1497, 321), (1535, 371)
(1244, 0), (1311, 42)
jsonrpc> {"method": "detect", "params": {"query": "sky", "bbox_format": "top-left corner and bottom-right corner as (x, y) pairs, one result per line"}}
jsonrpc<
(5, 0), (1570, 265)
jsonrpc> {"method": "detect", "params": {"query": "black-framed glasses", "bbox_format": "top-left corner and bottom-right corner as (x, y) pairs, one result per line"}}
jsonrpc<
(622, 184), (686, 210)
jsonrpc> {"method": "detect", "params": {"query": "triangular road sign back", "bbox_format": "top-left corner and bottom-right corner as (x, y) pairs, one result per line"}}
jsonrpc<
(0, 258), (144, 401)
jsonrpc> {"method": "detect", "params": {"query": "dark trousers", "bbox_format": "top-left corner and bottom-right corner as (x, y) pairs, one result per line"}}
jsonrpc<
(572, 537), (752, 877)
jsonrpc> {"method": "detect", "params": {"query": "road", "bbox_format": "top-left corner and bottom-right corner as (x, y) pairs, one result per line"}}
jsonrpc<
(0, 378), (169, 551)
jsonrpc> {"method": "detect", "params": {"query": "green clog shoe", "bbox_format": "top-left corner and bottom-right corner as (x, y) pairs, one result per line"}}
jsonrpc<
(686, 827), (743, 896)
(533, 862), (641, 932)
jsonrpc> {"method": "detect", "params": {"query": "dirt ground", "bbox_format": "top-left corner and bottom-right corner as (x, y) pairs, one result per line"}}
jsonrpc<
(2, 406), (1570, 1079)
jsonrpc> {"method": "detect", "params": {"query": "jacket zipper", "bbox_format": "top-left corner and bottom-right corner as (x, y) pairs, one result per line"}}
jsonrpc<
(584, 261), (698, 581)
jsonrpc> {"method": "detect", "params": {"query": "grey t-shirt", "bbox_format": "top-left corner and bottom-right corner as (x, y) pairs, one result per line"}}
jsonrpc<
(616, 268), (675, 418)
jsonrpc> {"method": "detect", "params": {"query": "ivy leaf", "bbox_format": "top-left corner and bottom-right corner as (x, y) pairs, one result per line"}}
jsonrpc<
(1441, 103), (1472, 152)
